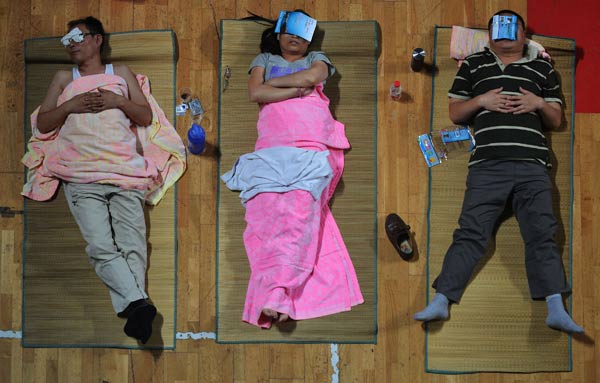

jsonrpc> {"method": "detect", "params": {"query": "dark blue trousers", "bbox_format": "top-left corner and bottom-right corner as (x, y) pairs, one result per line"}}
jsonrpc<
(432, 160), (571, 302)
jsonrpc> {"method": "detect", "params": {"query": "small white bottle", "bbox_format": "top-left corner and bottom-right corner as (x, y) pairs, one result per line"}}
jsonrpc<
(390, 80), (402, 100)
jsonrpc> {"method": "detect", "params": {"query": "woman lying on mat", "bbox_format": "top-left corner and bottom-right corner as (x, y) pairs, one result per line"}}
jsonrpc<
(221, 10), (364, 328)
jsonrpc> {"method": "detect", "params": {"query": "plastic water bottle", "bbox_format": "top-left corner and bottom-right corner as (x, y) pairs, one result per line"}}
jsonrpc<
(411, 48), (426, 72)
(187, 123), (206, 154)
(390, 80), (402, 100)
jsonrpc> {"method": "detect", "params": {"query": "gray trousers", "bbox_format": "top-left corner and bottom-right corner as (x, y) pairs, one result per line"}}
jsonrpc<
(64, 182), (148, 313)
(433, 160), (570, 302)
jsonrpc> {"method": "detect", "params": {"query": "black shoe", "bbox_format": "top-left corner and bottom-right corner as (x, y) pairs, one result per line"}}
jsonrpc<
(385, 213), (414, 260)
(123, 300), (157, 344)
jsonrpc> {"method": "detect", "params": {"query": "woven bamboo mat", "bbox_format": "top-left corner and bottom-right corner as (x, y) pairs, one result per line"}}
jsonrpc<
(217, 20), (378, 343)
(22, 31), (177, 349)
(426, 27), (575, 372)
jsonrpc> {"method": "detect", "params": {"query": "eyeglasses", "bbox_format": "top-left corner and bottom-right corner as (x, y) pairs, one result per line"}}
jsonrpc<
(61, 27), (95, 47)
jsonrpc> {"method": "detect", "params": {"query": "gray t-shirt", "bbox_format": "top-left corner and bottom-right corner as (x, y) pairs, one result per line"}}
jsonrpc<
(248, 51), (335, 82)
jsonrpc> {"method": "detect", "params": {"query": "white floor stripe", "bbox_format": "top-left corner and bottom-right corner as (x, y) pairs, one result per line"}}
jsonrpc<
(330, 343), (339, 383)
(0, 330), (22, 339)
(175, 331), (216, 340)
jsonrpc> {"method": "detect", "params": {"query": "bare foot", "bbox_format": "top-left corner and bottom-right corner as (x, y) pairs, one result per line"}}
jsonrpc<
(262, 308), (289, 324)
(262, 308), (278, 320)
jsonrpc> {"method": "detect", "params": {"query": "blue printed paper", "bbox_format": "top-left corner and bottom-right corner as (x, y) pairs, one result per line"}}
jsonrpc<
(491, 15), (517, 41)
(418, 134), (441, 167)
(274, 11), (317, 42)
(441, 126), (472, 144)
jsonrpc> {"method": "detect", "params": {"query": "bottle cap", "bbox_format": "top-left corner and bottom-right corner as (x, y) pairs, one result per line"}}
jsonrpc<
(394, 80), (401, 87)
(412, 48), (425, 59)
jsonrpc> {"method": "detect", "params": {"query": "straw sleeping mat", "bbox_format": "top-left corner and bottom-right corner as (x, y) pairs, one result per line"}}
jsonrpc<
(216, 20), (378, 343)
(22, 30), (178, 349)
(425, 27), (576, 373)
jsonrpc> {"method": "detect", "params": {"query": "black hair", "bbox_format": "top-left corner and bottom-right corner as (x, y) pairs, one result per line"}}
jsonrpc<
(487, 9), (526, 32)
(257, 9), (314, 55)
(67, 16), (106, 53)
(260, 25), (281, 55)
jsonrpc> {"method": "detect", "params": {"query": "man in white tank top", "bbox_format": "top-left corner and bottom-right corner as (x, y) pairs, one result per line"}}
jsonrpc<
(35, 16), (157, 344)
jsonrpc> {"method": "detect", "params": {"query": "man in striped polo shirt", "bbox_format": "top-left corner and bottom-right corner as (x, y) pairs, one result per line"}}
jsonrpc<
(414, 10), (583, 334)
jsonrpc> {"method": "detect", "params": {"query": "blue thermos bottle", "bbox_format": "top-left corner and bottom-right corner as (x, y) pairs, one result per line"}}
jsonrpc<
(187, 123), (206, 154)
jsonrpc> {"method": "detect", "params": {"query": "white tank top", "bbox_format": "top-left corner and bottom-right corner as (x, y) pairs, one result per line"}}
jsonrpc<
(72, 63), (114, 79)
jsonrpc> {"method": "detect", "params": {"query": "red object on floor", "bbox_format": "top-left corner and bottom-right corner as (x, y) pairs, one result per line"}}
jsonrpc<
(528, 0), (600, 113)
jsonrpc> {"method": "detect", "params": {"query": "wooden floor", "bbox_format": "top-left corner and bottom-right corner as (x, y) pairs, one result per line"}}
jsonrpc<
(1, 0), (599, 382)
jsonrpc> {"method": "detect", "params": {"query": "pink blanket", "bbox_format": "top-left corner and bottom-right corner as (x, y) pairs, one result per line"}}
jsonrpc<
(255, 84), (350, 151)
(22, 73), (186, 205)
(242, 84), (363, 328)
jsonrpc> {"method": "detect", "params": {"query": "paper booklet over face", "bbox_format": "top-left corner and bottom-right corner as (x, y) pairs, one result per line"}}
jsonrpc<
(274, 11), (317, 42)
(491, 15), (518, 41)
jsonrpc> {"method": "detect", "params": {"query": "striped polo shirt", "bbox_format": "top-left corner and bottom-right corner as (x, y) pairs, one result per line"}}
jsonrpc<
(448, 45), (562, 166)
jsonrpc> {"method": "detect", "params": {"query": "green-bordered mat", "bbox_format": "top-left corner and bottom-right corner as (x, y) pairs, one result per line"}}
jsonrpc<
(425, 27), (575, 372)
(216, 20), (378, 343)
(22, 30), (177, 349)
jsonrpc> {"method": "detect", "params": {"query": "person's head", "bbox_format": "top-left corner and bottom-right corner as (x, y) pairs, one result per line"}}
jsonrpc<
(260, 9), (314, 57)
(487, 9), (525, 32)
(63, 16), (105, 63)
(487, 10), (526, 52)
